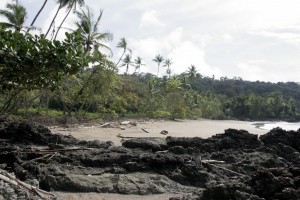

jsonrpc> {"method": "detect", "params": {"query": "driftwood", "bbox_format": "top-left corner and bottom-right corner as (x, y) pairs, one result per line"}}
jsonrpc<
(205, 162), (246, 176)
(117, 134), (135, 139)
(21, 147), (93, 154)
(141, 128), (149, 133)
(21, 152), (59, 166)
(100, 123), (110, 127)
(120, 121), (131, 125)
(0, 169), (55, 199)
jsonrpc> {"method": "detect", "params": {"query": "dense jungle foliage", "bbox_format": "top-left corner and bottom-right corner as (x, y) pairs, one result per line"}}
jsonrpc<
(0, 1), (299, 121)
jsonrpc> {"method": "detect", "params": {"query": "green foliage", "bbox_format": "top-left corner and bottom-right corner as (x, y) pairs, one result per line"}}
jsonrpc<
(151, 110), (171, 118)
(0, 29), (88, 90)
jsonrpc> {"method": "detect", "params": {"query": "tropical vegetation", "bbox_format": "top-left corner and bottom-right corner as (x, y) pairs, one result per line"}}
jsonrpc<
(0, 0), (299, 121)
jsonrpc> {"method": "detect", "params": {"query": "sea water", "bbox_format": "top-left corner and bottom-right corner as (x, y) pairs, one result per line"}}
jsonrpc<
(254, 121), (300, 131)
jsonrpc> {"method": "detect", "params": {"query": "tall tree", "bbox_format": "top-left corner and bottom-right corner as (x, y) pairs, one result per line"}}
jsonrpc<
(30, 0), (48, 26)
(153, 54), (164, 77)
(115, 37), (131, 67)
(186, 65), (197, 82)
(121, 54), (133, 75)
(0, 2), (28, 32)
(45, 0), (69, 37)
(164, 58), (173, 78)
(54, 0), (85, 40)
(134, 56), (144, 74)
(74, 6), (113, 54)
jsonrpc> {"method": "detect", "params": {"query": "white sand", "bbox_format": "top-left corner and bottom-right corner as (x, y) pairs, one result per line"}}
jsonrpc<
(50, 119), (267, 146)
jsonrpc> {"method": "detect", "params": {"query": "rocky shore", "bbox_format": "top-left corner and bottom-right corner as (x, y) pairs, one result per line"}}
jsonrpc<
(0, 119), (299, 199)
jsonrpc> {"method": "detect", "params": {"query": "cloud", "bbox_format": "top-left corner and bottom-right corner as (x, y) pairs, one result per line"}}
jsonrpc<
(139, 10), (164, 29)
(237, 61), (264, 81)
(129, 27), (222, 77)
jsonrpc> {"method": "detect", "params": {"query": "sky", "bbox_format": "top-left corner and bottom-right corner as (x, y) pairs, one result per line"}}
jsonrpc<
(1, 0), (300, 83)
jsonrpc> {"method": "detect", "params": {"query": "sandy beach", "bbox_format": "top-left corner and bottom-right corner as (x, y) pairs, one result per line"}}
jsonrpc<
(50, 119), (268, 146)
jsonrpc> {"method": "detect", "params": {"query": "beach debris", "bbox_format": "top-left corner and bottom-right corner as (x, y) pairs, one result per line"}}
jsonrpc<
(121, 121), (131, 125)
(120, 127), (126, 130)
(100, 122), (111, 127)
(161, 130), (168, 135)
(141, 128), (149, 133)
(0, 169), (55, 199)
(121, 121), (137, 126)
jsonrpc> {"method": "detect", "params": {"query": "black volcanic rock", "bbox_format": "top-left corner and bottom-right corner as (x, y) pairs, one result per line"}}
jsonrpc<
(0, 120), (300, 200)
(260, 127), (300, 151)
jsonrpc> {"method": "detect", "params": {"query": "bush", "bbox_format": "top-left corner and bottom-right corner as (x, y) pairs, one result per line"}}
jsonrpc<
(151, 110), (171, 118)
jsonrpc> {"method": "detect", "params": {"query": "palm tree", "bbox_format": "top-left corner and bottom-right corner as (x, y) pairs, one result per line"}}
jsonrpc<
(164, 58), (173, 78)
(153, 54), (164, 77)
(30, 0), (48, 27)
(187, 65), (197, 82)
(54, 0), (85, 40)
(74, 6), (113, 54)
(0, 2), (28, 32)
(115, 37), (131, 67)
(45, 0), (70, 37)
(121, 54), (133, 75)
(134, 56), (145, 74)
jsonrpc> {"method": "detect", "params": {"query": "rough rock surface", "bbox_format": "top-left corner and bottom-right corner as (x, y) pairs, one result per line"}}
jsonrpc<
(0, 120), (299, 200)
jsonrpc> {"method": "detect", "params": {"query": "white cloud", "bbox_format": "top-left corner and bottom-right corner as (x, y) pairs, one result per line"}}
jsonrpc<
(237, 61), (264, 81)
(139, 10), (164, 29)
(129, 27), (222, 77)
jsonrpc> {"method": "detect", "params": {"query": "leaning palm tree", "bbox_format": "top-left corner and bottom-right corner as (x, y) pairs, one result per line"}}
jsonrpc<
(0, 2), (28, 32)
(164, 58), (173, 78)
(30, 0), (48, 27)
(134, 56), (145, 74)
(74, 6), (113, 55)
(54, 0), (85, 40)
(121, 54), (133, 75)
(45, 0), (70, 37)
(115, 37), (131, 67)
(153, 54), (164, 77)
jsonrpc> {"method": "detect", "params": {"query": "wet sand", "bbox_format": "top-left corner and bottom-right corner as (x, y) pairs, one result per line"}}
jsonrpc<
(54, 192), (181, 200)
(50, 119), (267, 146)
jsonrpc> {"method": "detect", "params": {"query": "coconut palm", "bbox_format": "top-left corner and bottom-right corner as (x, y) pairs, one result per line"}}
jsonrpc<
(121, 54), (133, 75)
(134, 56), (145, 74)
(74, 6), (113, 54)
(164, 58), (173, 78)
(153, 54), (164, 77)
(0, 2), (28, 32)
(115, 37), (131, 67)
(45, 0), (70, 37)
(54, 0), (85, 40)
(186, 64), (197, 82)
(30, 0), (48, 27)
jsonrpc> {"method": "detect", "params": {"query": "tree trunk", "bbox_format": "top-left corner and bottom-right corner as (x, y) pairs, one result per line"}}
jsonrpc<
(115, 50), (125, 67)
(45, 3), (62, 38)
(30, 0), (48, 26)
(54, 1), (74, 40)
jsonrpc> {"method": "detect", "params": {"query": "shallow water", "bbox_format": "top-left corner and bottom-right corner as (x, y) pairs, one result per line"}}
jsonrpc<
(253, 121), (300, 131)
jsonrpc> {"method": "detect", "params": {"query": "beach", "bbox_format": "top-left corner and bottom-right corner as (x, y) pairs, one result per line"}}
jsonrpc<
(50, 119), (268, 146)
